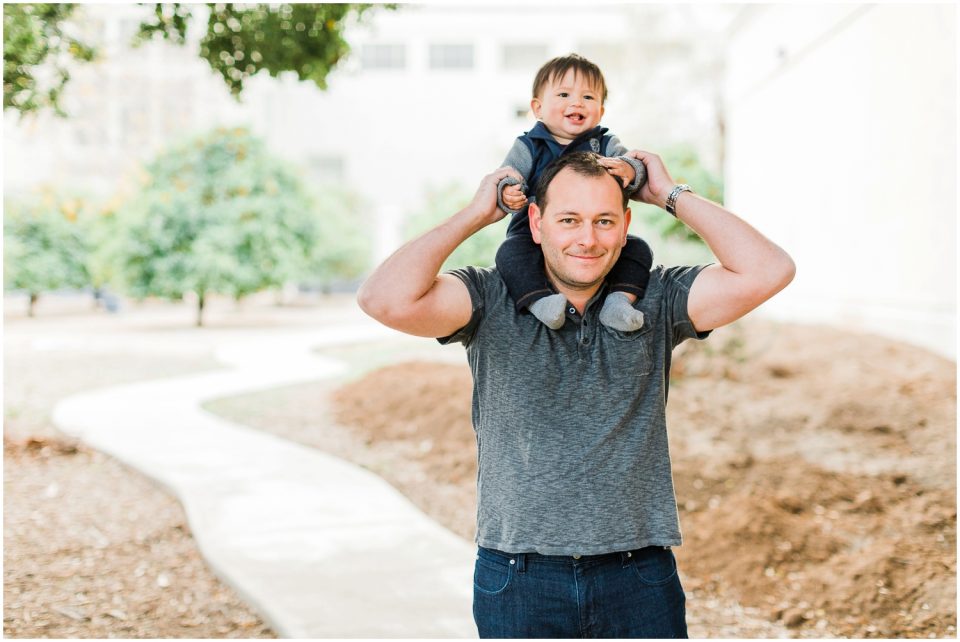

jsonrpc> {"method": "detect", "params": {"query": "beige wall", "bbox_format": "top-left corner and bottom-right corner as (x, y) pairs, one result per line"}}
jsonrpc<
(723, 4), (956, 359)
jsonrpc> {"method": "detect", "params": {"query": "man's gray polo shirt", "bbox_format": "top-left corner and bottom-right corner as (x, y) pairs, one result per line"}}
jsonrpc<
(439, 264), (711, 556)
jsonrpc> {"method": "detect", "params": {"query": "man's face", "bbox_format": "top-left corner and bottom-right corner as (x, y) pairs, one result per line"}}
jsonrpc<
(529, 168), (631, 296)
(531, 68), (605, 145)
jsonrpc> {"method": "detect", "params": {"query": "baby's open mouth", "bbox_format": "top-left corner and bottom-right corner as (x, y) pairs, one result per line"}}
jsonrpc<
(566, 112), (585, 123)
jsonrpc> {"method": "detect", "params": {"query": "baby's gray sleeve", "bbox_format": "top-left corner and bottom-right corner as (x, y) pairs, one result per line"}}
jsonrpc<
(605, 135), (647, 198)
(497, 141), (535, 215)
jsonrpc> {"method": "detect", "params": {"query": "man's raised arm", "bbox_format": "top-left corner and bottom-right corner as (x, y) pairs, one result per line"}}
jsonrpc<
(357, 166), (522, 338)
(627, 150), (796, 333)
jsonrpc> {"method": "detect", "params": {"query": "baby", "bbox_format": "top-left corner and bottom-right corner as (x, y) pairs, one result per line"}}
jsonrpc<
(496, 54), (652, 331)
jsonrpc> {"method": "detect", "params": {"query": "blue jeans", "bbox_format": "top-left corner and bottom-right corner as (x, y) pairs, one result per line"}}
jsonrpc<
(472, 546), (687, 638)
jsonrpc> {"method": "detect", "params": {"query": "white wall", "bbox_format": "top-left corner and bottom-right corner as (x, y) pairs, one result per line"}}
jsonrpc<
(723, 4), (957, 359)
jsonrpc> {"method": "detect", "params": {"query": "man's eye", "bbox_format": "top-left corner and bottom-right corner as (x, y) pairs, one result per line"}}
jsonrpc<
(597, 219), (614, 227)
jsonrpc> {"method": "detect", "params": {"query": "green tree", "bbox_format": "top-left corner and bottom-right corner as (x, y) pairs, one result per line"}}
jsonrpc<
(633, 144), (723, 245)
(112, 127), (323, 326)
(303, 187), (373, 293)
(4, 3), (393, 117)
(3, 194), (91, 316)
(405, 183), (505, 272)
(136, 3), (390, 97)
(80, 197), (127, 308)
(3, 4), (96, 115)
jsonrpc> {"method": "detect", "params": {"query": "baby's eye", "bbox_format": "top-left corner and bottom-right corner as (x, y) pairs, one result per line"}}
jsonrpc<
(584, 95), (595, 101)
(558, 92), (569, 98)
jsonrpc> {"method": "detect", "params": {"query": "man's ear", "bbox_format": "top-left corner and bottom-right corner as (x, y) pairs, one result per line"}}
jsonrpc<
(621, 207), (631, 247)
(529, 202), (543, 244)
(530, 97), (542, 120)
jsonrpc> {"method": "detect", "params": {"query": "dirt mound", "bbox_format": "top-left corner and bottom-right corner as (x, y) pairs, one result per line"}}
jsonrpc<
(330, 320), (956, 637)
(673, 457), (955, 635)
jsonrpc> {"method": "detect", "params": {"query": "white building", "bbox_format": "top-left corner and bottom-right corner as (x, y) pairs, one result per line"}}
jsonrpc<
(4, 3), (735, 261)
(722, 4), (957, 359)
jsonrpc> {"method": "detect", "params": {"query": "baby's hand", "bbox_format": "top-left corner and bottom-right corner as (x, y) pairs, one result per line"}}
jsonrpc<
(599, 157), (636, 189)
(502, 183), (528, 210)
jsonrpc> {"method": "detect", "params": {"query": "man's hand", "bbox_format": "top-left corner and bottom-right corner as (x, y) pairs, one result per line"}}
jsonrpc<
(502, 183), (528, 211)
(624, 150), (676, 209)
(471, 166), (525, 227)
(357, 165), (524, 339)
(620, 151), (796, 333)
(598, 156), (636, 189)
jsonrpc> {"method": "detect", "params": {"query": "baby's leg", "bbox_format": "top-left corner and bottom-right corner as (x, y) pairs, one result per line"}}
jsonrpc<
(495, 217), (567, 329)
(599, 236), (654, 332)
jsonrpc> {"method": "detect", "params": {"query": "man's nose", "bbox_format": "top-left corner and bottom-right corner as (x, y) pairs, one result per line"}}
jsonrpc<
(577, 225), (597, 248)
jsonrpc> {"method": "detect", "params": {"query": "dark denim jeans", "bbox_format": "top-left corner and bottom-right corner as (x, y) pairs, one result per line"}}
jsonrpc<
(473, 545), (687, 638)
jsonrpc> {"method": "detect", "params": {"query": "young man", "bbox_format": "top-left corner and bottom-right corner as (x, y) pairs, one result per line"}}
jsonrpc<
(358, 151), (795, 637)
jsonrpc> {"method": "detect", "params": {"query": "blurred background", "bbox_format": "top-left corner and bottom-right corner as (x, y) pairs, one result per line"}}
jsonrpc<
(4, 3), (957, 639)
(5, 3), (955, 354)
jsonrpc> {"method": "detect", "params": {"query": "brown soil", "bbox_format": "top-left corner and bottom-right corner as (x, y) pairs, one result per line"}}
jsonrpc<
(3, 348), (276, 639)
(327, 319), (957, 638)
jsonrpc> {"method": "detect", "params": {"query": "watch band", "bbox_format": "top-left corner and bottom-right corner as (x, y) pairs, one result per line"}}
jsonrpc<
(665, 184), (692, 216)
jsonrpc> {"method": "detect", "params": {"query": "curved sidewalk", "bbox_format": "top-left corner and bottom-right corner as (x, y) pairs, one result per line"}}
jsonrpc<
(52, 322), (478, 638)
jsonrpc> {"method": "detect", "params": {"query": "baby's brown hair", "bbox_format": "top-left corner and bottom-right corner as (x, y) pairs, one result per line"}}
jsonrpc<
(531, 54), (608, 103)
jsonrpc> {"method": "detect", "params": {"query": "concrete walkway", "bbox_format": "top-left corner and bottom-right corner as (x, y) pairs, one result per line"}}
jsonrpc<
(51, 320), (478, 638)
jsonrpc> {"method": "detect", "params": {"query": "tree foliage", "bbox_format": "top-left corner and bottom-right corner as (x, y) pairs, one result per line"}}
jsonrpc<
(3, 4), (96, 116)
(303, 188), (372, 291)
(3, 195), (91, 315)
(111, 127), (325, 325)
(136, 3), (387, 97)
(3, 3), (392, 116)
(633, 144), (723, 245)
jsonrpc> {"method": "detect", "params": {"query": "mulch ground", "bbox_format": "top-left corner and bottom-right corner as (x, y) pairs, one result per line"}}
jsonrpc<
(324, 319), (957, 638)
(7, 300), (955, 639)
(4, 347), (276, 639)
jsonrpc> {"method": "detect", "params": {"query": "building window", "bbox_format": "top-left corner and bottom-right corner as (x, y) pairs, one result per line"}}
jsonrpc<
(429, 44), (474, 70)
(501, 44), (549, 70)
(359, 44), (406, 70)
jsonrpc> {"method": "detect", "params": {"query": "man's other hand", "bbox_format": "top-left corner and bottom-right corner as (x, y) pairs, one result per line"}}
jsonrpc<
(625, 150), (677, 210)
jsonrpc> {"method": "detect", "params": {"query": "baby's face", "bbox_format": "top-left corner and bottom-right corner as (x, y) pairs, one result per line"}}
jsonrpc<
(531, 69), (605, 145)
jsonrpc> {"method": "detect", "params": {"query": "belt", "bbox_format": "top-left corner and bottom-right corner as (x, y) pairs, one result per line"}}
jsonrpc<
(482, 545), (671, 572)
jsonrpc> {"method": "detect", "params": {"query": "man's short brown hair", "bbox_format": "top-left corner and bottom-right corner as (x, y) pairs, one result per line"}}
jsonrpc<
(532, 54), (608, 103)
(534, 151), (628, 212)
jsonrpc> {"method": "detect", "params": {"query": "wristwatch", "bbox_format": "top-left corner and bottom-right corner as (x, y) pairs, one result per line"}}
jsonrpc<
(665, 184), (692, 216)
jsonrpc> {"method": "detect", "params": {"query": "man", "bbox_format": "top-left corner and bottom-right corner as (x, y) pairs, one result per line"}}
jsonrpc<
(357, 151), (795, 638)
